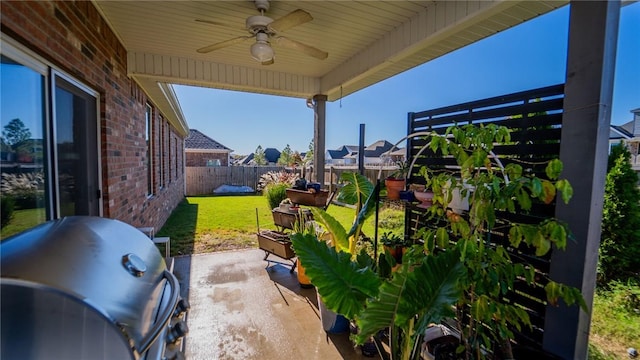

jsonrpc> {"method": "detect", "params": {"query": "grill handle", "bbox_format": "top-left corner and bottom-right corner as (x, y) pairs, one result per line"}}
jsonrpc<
(136, 270), (180, 355)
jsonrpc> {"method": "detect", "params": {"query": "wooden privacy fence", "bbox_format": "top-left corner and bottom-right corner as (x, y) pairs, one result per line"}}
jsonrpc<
(186, 165), (398, 196)
(186, 166), (284, 195)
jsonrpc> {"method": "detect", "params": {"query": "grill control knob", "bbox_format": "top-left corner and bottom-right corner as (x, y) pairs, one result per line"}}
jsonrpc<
(166, 321), (189, 344)
(173, 298), (190, 317)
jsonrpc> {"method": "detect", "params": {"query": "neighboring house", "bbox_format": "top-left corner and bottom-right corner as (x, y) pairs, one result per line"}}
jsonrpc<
(363, 140), (396, 165)
(235, 148), (280, 166)
(264, 148), (282, 165)
(185, 129), (232, 167)
(326, 145), (358, 165)
(326, 141), (404, 166)
(236, 153), (255, 166)
(610, 108), (640, 171)
(1, 2), (187, 235)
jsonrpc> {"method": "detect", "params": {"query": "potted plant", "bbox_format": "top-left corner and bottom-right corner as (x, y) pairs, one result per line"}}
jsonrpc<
(292, 124), (587, 360)
(411, 167), (435, 208)
(385, 160), (409, 200)
(292, 172), (377, 333)
(380, 231), (410, 264)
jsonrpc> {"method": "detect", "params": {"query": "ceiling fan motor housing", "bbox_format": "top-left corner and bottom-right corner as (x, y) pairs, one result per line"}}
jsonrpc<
(246, 15), (273, 34)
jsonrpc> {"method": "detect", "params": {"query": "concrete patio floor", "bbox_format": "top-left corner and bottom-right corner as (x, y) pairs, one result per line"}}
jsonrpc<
(173, 248), (369, 360)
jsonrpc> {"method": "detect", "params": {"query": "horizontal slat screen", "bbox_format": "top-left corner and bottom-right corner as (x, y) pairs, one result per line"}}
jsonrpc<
(405, 84), (564, 351)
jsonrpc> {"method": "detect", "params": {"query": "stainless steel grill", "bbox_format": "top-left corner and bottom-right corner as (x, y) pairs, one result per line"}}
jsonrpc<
(1, 216), (189, 360)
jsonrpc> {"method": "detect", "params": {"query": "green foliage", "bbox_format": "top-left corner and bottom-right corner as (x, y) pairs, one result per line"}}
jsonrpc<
(599, 143), (640, 284)
(253, 145), (267, 165)
(1, 172), (45, 209)
(1, 195), (15, 227)
(590, 280), (640, 358)
(412, 124), (584, 358)
(291, 233), (464, 360)
(309, 172), (376, 255)
(390, 160), (410, 179)
(277, 144), (294, 166)
(380, 231), (409, 247)
(264, 183), (289, 209)
(291, 233), (382, 320)
(2, 118), (32, 147)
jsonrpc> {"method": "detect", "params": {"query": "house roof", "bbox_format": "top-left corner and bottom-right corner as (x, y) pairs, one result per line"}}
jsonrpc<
(364, 140), (394, 158)
(264, 148), (281, 163)
(610, 124), (633, 140)
(185, 129), (232, 151)
(240, 153), (254, 165)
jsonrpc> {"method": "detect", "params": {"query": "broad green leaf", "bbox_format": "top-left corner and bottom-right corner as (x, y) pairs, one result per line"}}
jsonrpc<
(529, 178), (543, 197)
(508, 224), (523, 249)
(337, 172), (373, 206)
(540, 180), (557, 204)
(545, 159), (563, 180)
(556, 179), (573, 204)
(347, 182), (379, 239)
(504, 163), (523, 179)
(549, 222), (567, 250)
(309, 207), (349, 252)
(436, 227), (450, 249)
(356, 250), (463, 344)
(291, 233), (381, 319)
(535, 237), (551, 257)
(516, 188), (532, 211)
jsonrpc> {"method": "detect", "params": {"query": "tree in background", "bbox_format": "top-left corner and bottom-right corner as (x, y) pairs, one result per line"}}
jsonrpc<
(277, 144), (293, 166)
(305, 139), (314, 163)
(2, 118), (32, 147)
(599, 143), (640, 284)
(254, 145), (267, 165)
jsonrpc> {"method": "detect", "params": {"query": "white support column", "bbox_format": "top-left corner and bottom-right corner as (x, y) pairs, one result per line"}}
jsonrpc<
(544, 1), (620, 359)
(312, 95), (327, 186)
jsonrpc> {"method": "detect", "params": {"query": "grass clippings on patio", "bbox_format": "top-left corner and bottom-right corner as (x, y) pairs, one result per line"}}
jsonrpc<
(157, 195), (402, 256)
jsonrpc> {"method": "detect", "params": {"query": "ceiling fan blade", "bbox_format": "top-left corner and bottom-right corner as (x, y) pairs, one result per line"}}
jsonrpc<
(275, 37), (328, 60)
(197, 36), (252, 54)
(268, 9), (313, 33)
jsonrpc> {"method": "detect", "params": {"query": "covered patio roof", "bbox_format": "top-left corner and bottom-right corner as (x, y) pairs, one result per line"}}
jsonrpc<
(93, 0), (568, 133)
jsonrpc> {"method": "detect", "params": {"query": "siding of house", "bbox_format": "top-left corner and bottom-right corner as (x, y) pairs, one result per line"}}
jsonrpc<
(1, 1), (185, 230)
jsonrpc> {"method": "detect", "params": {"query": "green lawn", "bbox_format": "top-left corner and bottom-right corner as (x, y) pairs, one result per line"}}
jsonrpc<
(157, 195), (403, 255)
(0, 208), (46, 239)
(589, 281), (640, 359)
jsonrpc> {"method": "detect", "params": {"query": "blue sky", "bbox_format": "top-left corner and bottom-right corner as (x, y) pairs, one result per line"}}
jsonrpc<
(174, 3), (640, 156)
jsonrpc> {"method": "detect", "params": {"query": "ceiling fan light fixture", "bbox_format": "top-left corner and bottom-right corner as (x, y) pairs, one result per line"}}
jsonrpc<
(250, 32), (274, 62)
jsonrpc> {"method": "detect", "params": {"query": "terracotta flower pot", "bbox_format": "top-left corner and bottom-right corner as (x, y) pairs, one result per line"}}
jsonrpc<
(385, 178), (406, 200)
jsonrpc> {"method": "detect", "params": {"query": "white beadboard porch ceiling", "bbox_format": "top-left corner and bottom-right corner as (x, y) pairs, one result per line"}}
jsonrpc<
(93, 0), (567, 131)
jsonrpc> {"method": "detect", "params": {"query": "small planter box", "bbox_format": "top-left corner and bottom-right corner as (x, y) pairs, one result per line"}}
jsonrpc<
(257, 230), (295, 259)
(272, 209), (312, 230)
(286, 188), (329, 207)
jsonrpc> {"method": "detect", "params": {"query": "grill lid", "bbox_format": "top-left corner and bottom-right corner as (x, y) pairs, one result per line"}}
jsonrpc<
(0, 216), (179, 354)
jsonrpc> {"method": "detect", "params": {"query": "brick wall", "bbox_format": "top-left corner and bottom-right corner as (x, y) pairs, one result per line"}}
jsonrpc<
(1, 1), (185, 231)
(186, 152), (230, 167)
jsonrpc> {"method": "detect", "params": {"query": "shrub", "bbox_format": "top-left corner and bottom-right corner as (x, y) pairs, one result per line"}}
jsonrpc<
(1, 195), (15, 227)
(599, 144), (640, 284)
(256, 171), (299, 192)
(264, 183), (289, 209)
(1, 172), (45, 209)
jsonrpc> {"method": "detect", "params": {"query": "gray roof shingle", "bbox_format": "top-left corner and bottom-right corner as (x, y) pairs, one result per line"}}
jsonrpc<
(185, 129), (232, 151)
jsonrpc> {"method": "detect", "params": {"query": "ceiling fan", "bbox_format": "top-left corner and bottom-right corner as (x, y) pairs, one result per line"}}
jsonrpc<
(196, 0), (328, 65)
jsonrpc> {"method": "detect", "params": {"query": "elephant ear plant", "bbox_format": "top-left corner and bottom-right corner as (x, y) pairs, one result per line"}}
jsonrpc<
(292, 171), (465, 360)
